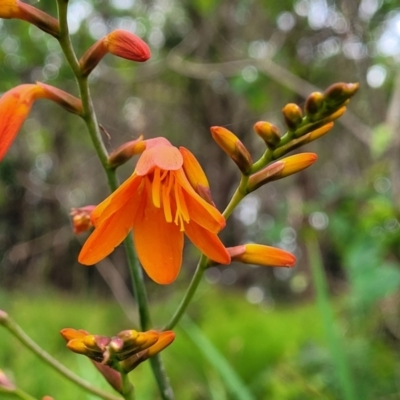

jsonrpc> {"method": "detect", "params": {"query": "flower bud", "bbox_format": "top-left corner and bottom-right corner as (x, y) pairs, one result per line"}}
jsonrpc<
(80, 30), (151, 76)
(108, 136), (145, 168)
(248, 153), (317, 192)
(323, 82), (359, 107)
(282, 103), (303, 130)
(70, 206), (96, 234)
(210, 126), (253, 174)
(304, 92), (324, 117)
(273, 122), (333, 159)
(253, 121), (280, 148)
(0, 0), (59, 37)
(121, 331), (175, 373)
(247, 161), (285, 192)
(228, 244), (296, 267)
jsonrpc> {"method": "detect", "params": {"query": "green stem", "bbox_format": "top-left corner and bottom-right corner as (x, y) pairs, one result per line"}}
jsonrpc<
(164, 174), (250, 331)
(120, 372), (135, 400)
(124, 232), (152, 331)
(5, 388), (37, 400)
(55, 2), (174, 399)
(123, 235), (174, 400)
(163, 254), (209, 330)
(0, 313), (121, 400)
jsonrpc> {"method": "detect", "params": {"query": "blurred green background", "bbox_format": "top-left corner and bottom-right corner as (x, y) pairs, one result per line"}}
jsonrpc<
(1, 0), (400, 398)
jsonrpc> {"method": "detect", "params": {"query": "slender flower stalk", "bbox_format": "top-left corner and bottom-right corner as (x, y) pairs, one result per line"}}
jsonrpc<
(54, 2), (174, 398)
(0, 311), (121, 400)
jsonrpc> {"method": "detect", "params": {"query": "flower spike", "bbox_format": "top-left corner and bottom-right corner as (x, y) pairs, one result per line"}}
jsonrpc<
(80, 29), (151, 76)
(0, 0), (59, 37)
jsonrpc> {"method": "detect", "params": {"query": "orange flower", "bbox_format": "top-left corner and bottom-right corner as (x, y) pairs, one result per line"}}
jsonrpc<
(0, 83), (82, 161)
(79, 137), (230, 284)
(0, 0), (59, 37)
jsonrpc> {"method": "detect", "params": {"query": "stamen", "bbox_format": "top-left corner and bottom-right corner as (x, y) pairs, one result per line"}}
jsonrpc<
(162, 173), (173, 222)
(152, 168), (161, 208)
(173, 181), (189, 231)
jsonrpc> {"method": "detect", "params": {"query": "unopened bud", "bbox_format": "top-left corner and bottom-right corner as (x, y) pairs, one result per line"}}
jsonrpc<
(210, 126), (253, 174)
(324, 82), (359, 107)
(273, 123), (333, 158)
(247, 161), (285, 192)
(70, 206), (96, 234)
(80, 30), (150, 76)
(60, 328), (89, 342)
(108, 136), (145, 168)
(228, 244), (296, 268)
(253, 121), (280, 148)
(282, 103), (303, 130)
(121, 331), (175, 372)
(248, 153), (317, 192)
(304, 92), (324, 117)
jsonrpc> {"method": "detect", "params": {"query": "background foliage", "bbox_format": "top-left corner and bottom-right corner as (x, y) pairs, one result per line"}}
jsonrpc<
(1, 0), (400, 399)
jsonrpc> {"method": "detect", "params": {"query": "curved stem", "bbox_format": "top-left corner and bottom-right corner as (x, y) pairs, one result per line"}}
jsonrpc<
(0, 314), (121, 400)
(7, 388), (37, 400)
(164, 173), (251, 331)
(163, 254), (209, 330)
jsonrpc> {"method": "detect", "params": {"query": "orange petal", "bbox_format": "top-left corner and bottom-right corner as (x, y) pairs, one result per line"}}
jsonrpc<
(176, 170), (225, 233)
(133, 193), (183, 284)
(184, 220), (230, 265)
(91, 173), (141, 226)
(0, 0), (19, 18)
(136, 145), (183, 176)
(78, 197), (138, 265)
(0, 84), (46, 161)
(179, 147), (209, 189)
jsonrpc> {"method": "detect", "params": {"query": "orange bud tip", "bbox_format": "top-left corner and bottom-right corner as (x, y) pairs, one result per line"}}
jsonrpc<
(229, 244), (296, 268)
(282, 103), (303, 130)
(105, 29), (151, 62)
(210, 126), (253, 174)
(60, 328), (89, 342)
(323, 82), (359, 105)
(253, 121), (280, 148)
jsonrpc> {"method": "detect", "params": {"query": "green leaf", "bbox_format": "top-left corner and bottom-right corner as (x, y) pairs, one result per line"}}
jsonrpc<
(180, 316), (256, 400)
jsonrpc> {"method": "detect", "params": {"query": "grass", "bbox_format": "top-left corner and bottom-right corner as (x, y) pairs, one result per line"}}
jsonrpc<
(0, 283), (398, 399)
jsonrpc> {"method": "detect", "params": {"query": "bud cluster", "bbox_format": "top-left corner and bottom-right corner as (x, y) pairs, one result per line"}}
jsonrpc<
(60, 328), (175, 373)
(209, 82), (358, 194)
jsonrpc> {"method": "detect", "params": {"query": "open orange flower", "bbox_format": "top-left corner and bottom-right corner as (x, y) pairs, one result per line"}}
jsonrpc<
(79, 137), (230, 284)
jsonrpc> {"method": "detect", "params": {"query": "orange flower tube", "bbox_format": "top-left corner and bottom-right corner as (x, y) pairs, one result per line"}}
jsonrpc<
(79, 137), (230, 284)
(0, 84), (47, 161)
(0, 83), (82, 161)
